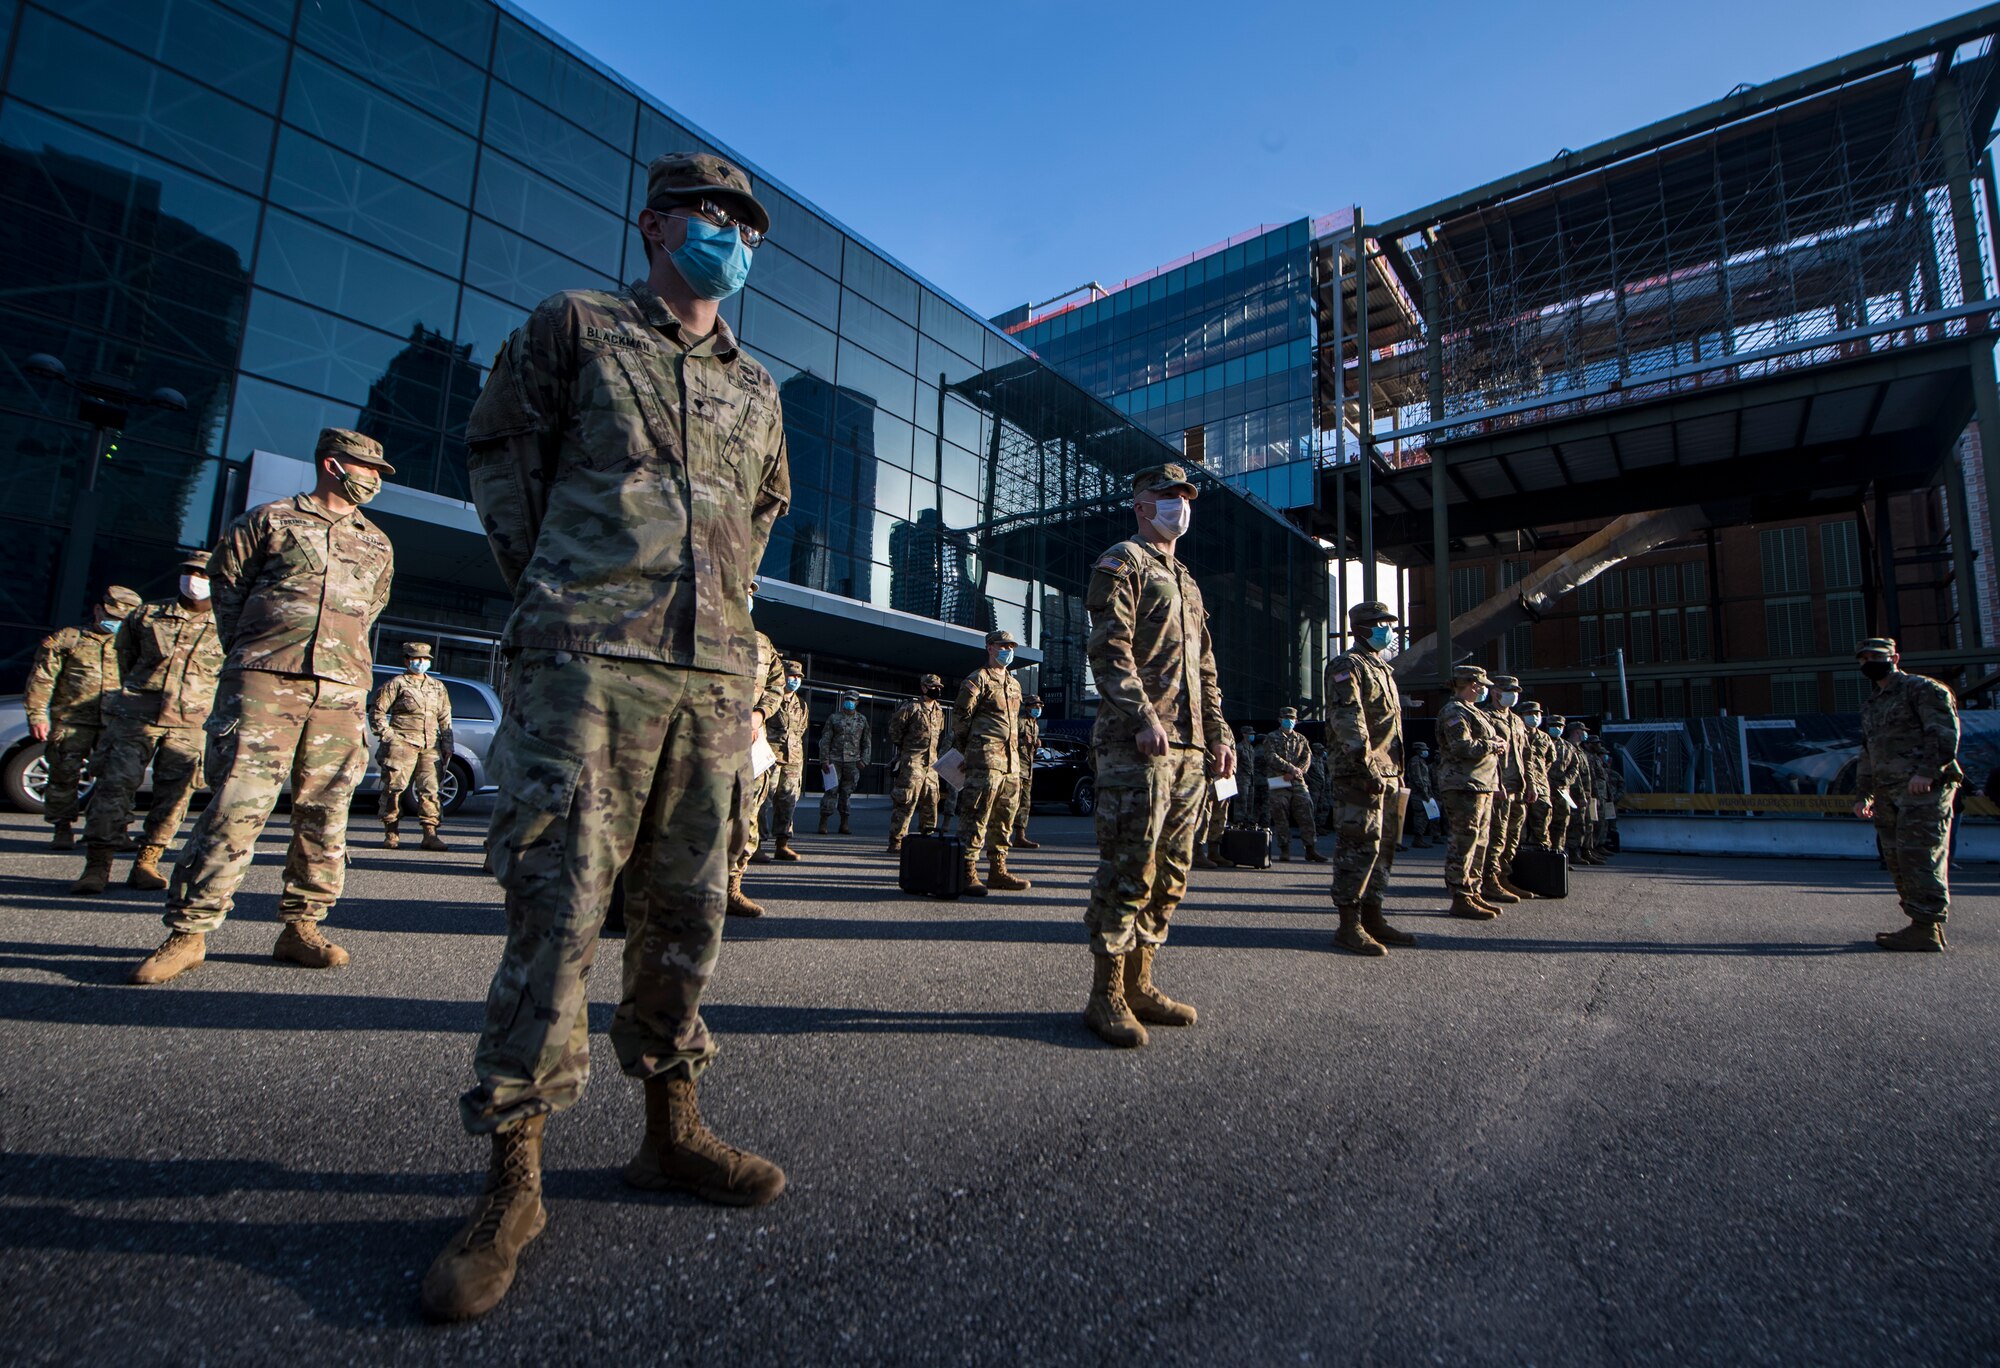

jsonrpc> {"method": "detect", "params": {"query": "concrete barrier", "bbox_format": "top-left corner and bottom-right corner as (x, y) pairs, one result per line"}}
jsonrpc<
(1619, 815), (2000, 861)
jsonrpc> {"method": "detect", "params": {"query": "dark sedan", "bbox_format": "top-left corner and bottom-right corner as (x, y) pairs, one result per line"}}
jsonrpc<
(1027, 734), (1096, 816)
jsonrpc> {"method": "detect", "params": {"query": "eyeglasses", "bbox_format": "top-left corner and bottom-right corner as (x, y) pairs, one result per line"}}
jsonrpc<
(670, 198), (765, 248)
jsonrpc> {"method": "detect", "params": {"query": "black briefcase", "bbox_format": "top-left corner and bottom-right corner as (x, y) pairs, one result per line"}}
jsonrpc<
(1510, 846), (1570, 899)
(1220, 826), (1272, 869)
(899, 833), (965, 899)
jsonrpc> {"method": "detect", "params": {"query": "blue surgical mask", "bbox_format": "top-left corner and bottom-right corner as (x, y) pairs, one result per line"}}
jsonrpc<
(1279, 718), (1296, 731)
(100, 619), (121, 633)
(841, 699), (856, 712)
(1524, 715), (1543, 729)
(670, 217), (753, 301)
(1366, 625), (1393, 649)
(1475, 687), (1490, 704)
(995, 648), (1015, 667)
(1030, 708), (1042, 718)
(409, 660), (430, 673)
(785, 677), (801, 692)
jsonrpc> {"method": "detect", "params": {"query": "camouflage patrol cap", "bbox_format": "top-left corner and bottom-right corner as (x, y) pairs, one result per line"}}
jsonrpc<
(402, 641), (432, 659)
(920, 673), (943, 689)
(1131, 463), (1199, 499)
(1546, 713), (1567, 728)
(1490, 675), (1520, 690)
(784, 658), (804, 675)
(1026, 694), (1043, 705)
(315, 427), (395, 474)
(1451, 665), (1491, 687)
(1855, 636), (1898, 659)
(1278, 706), (1298, 719)
(177, 551), (211, 573)
(1347, 600), (1397, 625)
(99, 584), (142, 614)
(986, 629), (1019, 648)
(840, 688), (859, 700)
(645, 152), (771, 235)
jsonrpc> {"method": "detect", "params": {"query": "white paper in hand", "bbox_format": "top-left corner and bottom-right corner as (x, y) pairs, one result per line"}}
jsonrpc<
(1213, 775), (1239, 801)
(749, 735), (777, 778)
(1422, 798), (1441, 821)
(1267, 776), (1291, 790)
(1560, 791), (1577, 810)
(821, 763), (839, 791)
(934, 748), (967, 791)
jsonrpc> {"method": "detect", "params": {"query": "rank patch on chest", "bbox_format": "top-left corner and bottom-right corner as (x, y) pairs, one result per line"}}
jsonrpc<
(583, 325), (654, 354)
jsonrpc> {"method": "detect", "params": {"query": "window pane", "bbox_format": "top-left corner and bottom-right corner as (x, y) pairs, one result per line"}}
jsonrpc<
(226, 375), (445, 490)
(10, 10), (272, 190)
(482, 84), (626, 212)
(269, 129), (467, 275)
(464, 217), (616, 310)
(241, 290), (446, 426)
(256, 208), (459, 335)
(753, 178), (841, 277)
(65, 0), (286, 108)
(283, 50), (475, 202)
(636, 104), (717, 161)
(443, 676), (495, 720)
(836, 339), (915, 423)
(493, 17), (636, 140)
(214, 0), (293, 29)
(474, 149), (622, 276)
(842, 239), (917, 322)
(840, 288), (917, 371)
(297, 0), (485, 133)
(920, 287), (990, 364)
(749, 242), (838, 327)
(1820, 519), (1861, 589)
(740, 290), (835, 377)
(368, 0), (493, 56)
(453, 287), (528, 371)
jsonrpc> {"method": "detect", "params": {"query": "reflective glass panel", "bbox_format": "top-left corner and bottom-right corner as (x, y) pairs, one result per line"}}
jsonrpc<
(493, 17), (636, 140)
(475, 148), (622, 277)
(213, 0), (293, 29)
(482, 84), (626, 212)
(635, 105), (716, 162)
(747, 242), (838, 327)
(283, 50), (476, 202)
(296, 0), (485, 133)
(740, 290), (835, 378)
(919, 287), (990, 365)
(835, 340), (914, 424)
(840, 289), (917, 372)
(268, 129), (468, 276)
(842, 240), (918, 322)
(240, 289), (446, 426)
(464, 217), (617, 311)
(255, 208), (459, 336)
(62, 0), (286, 108)
(367, 0), (493, 55)
(754, 178), (842, 277)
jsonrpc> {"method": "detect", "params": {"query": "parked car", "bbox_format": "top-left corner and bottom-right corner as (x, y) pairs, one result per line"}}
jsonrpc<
(0, 667), (502, 815)
(1027, 734), (1096, 816)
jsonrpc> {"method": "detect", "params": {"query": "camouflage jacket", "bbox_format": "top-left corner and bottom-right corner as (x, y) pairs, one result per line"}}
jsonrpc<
(770, 689), (808, 770)
(953, 666), (1022, 775)
(1262, 728), (1312, 785)
(113, 600), (223, 727)
(1587, 751), (1612, 804)
(1405, 755), (1434, 799)
(1567, 742), (1595, 798)
(1307, 749), (1332, 801)
(1857, 671), (1962, 791)
(1480, 703), (1529, 796)
(1084, 538), (1226, 755)
(464, 282), (789, 677)
(1521, 727), (1555, 803)
(1545, 736), (1579, 796)
(1326, 646), (1401, 788)
(819, 709), (871, 765)
(1018, 714), (1041, 768)
(889, 697), (944, 766)
(750, 632), (785, 722)
(369, 671), (453, 749)
(1436, 699), (1503, 792)
(209, 494), (393, 686)
(25, 623), (121, 727)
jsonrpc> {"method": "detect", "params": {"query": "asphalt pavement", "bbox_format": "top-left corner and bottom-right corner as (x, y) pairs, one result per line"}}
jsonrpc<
(0, 802), (1994, 1366)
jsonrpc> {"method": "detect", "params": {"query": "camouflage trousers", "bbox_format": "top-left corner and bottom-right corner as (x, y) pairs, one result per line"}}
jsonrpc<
(1481, 792), (1528, 885)
(40, 721), (100, 824)
(1405, 795), (1433, 846)
(888, 753), (940, 839)
(1441, 789), (1494, 894)
(378, 739), (442, 827)
(818, 762), (861, 819)
(1013, 771), (1034, 839)
(1270, 783), (1316, 844)
(731, 764), (776, 875)
(955, 765), (1021, 864)
(1331, 784), (1400, 908)
(462, 650), (751, 1136)
(1523, 798), (1552, 848)
(85, 713), (204, 851)
(1546, 795), (1573, 853)
(1872, 784), (1955, 921)
(166, 671), (366, 932)
(1569, 800), (1595, 857)
(1200, 784), (1229, 843)
(769, 762), (802, 843)
(1085, 742), (1204, 956)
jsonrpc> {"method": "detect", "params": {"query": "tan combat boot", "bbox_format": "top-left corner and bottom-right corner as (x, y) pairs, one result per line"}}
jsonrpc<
(383, 822), (400, 850)
(887, 835), (903, 855)
(772, 837), (799, 862)
(986, 851), (1031, 891)
(1192, 844), (1217, 870)
(1303, 841), (1328, 864)
(1480, 878), (1520, 906)
(49, 819), (76, 851)
(68, 847), (115, 895)
(420, 1116), (548, 1321)
(1361, 903), (1416, 947)
(1333, 905), (1387, 957)
(838, 814), (852, 835)
(128, 844), (169, 891)
(131, 931), (206, 984)
(421, 826), (449, 852)
(624, 1076), (786, 1206)
(1449, 890), (1497, 920)
(1012, 828), (1041, 850)
(1085, 953), (1148, 1048)
(1275, 837), (1291, 862)
(1876, 918), (1946, 952)
(725, 871), (764, 918)
(817, 812), (830, 834)
(960, 858), (989, 897)
(1124, 944), (1197, 1025)
(273, 921), (351, 968)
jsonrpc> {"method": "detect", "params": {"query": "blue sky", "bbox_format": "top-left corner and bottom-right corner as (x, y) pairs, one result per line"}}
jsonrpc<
(513, 0), (1977, 319)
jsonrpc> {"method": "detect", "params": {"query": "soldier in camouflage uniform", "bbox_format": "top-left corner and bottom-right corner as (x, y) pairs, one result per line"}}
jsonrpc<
(953, 630), (1030, 894)
(1307, 742), (1334, 837)
(1262, 707), (1325, 863)
(1011, 695), (1044, 849)
(1517, 699), (1557, 849)
(1590, 737), (1623, 856)
(760, 659), (807, 861)
(25, 583), (142, 849)
(72, 555), (223, 894)
(1402, 744), (1436, 849)
(727, 585), (787, 916)
(817, 689), (871, 834)
(886, 673), (945, 852)
(368, 641), (454, 851)
(1436, 664), (1506, 920)
(1326, 601), (1411, 954)
(1475, 674), (1536, 905)
(1851, 637), (1962, 952)
(1565, 721), (1601, 864)
(1543, 715), (1576, 856)
(1192, 724), (1239, 869)
(131, 430), (394, 986)
(1081, 464), (1233, 1047)
(424, 154), (789, 1323)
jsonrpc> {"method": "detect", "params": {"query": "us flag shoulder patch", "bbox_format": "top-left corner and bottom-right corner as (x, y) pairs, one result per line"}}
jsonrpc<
(1331, 671), (1353, 683)
(1095, 554), (1128, 572)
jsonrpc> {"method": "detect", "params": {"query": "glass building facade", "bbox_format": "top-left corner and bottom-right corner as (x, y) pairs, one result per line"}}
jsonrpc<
(0, 0), (1326, 720)
(998, 221), (1318, 511)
